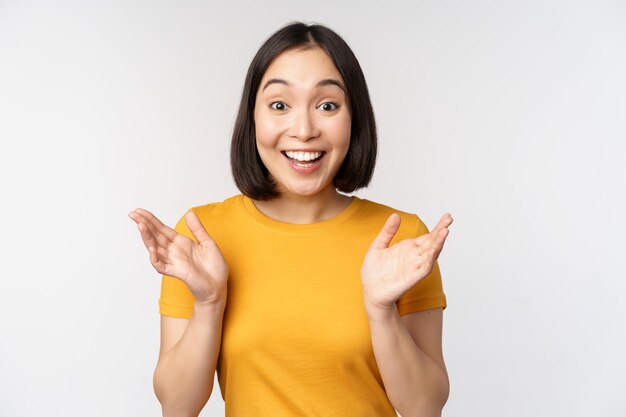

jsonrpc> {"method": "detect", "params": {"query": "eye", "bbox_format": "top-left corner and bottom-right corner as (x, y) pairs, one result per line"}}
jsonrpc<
(270, 101), (288, 111)
(319, 102), (339, 111)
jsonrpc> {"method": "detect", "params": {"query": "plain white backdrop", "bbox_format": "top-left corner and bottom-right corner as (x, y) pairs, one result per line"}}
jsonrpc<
(1, 1), (624, 416)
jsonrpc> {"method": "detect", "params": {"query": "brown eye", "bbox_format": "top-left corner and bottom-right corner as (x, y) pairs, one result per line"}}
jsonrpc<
(270, 101), (287, 111)
(319, 102), (339, 111)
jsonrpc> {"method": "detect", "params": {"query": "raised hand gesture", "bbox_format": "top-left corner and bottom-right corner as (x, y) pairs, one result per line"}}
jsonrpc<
(128, 208), (229, 305)
(361, 213), (453, 312)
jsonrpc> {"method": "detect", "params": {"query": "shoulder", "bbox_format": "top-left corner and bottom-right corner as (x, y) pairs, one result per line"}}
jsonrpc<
(355, 197), (429, 241)
(173, 194), (244, 234)
(188, 194), (243, 219)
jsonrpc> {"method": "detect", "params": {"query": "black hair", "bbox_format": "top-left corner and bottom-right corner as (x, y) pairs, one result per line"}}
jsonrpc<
(230, 21), (377, 200)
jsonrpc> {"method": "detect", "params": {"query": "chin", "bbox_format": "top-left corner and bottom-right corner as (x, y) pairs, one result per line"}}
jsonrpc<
(283, 183), (328, 197)
(285, 188), (321, 197)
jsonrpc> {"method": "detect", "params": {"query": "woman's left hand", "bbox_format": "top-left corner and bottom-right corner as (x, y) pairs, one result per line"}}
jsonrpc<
(361, 213), (453, 312)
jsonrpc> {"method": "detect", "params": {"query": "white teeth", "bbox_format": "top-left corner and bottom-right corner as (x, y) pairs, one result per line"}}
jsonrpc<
(285, 151), (322, 161)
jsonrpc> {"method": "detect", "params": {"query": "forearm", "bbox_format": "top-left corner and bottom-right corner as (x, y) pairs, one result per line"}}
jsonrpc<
(154, 300), (226, 417)
(366, 304), (449, 417)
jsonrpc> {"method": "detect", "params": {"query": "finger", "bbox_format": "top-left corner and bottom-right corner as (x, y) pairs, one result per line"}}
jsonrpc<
(184, 210), (215, 245)
(430, 213), (453, 238)
(432, 227), (450, 258)
(136, 215), (170, 247)
(423, 226), (451, 261)
(148, 246), (167, 274)
(414, 213), (453, 246)
(370, 213), (401, 249)
(436, 225), (450, 244)
(128, 211), (140, 223)
(136, 222), (159, 252)
(133, 208), (178, 241)
(153, 244), (171, 264)
(131, 209), (177, 248)
(415, 222), (451, 258)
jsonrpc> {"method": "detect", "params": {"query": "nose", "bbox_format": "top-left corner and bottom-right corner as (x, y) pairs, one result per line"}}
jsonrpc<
(288, 108), (321, 141)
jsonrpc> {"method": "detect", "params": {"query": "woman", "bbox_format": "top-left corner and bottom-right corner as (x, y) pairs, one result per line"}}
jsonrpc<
(129, 21), (453, 417)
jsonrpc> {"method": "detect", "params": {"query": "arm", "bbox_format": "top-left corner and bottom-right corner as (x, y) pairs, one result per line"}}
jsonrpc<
(361, 212), (453, 416)
(128, 208), (229, 417)
(154, 299), (226, 417)
(365, 304), (449, 417)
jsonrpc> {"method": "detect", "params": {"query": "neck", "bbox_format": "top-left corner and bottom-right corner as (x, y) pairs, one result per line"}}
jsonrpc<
(252, 186), (352, 224)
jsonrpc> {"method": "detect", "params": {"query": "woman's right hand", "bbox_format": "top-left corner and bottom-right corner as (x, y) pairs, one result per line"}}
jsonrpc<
(128, 208), (229, 305)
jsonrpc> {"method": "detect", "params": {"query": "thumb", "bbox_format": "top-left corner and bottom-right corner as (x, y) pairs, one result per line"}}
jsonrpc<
(184, 210), (214, 245)
(370, 213), (401, 249)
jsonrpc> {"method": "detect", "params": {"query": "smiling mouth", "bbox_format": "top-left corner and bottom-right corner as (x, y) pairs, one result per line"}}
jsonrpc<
(281, 151), (326, 163)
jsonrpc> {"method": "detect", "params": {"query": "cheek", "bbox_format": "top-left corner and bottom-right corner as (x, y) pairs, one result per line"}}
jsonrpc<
(254, 120), (270, 150)
(334, 115), (352, 150)
(255, 114), (283, 147)
(320, 112), (351, 137)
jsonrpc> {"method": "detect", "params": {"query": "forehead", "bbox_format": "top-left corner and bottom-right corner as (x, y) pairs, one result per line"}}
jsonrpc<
(260, 47), (343, 85)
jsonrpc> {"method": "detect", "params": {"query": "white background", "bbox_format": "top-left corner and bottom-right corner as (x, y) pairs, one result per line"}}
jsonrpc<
(1, 1), (624, 416)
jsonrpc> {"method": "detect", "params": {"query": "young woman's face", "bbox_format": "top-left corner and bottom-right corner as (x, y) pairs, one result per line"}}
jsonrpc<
(254, 46), (352, 198)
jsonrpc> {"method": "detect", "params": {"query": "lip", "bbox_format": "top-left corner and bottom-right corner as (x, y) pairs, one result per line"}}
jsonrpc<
(282, 151), (325, 174)
(281, 150), (327, 160)
(282, 149), (326, 153)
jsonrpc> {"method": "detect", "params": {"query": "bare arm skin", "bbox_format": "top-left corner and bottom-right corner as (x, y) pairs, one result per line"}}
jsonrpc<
(154, 300), (226, 417)
(129, 208), (229, 416)
(361, 213), (453, 415)
(365, 305), (448, 417)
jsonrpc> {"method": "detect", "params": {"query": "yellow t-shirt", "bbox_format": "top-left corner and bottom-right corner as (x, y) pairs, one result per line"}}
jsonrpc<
(159, 194), (447, 416)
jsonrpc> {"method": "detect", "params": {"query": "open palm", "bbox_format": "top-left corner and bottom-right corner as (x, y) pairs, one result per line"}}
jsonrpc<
(128, 208), (229, 304)
(361, 213), (453, 310)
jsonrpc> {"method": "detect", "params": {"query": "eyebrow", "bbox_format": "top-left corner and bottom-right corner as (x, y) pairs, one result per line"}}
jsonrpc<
(261, 78), (346, 94)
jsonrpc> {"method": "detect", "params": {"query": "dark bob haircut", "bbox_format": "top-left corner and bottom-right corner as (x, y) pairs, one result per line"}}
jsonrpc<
(230, 21), (377, 200)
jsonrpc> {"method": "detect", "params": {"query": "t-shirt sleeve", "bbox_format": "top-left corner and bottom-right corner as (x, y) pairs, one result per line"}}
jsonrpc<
(396, 214), (448, 316)
(158, 209), (197, 319)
